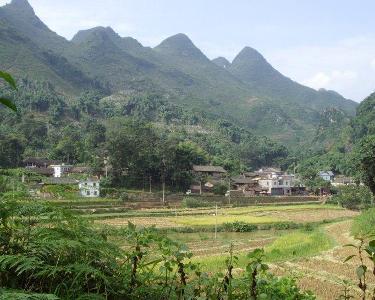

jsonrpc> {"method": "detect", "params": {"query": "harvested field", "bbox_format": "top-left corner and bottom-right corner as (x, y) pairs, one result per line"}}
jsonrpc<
(94, 205), (358, 228)
(272, 220), (375, 300)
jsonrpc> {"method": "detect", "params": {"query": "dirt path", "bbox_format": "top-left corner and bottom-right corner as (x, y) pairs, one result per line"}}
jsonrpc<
(271, 220), (374, 300)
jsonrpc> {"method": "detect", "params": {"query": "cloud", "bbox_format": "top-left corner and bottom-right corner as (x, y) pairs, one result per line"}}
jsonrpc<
(303, 70), (357, 90)
(267, 35), (375, 101)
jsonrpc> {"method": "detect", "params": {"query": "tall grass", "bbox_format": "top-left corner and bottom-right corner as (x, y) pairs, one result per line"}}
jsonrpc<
(351, 207), (375, 237)
(193, 228), (333, 272)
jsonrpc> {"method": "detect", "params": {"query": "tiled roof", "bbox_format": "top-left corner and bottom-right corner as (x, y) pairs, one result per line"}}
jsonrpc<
(193, 165), (227, 173)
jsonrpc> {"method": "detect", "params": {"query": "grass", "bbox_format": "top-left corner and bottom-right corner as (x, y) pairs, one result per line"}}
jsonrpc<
(351, 207), (375, 238)
(264, 229), (333, 261)
(174, 215), (280, 226)
(192, 228), (334, 272)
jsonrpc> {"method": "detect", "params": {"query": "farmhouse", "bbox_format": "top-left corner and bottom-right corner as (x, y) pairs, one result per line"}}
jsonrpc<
(332, 175), (355, 186)
(79, 178), (100, 197)
(231, 176), (265, 196)
(189, 165), (227, 194)
(192, 165), (227, 178)
(23, 157), (60, 168)
(49, 164), (73, 178)
(256, 168), (295, 196)
(318, 171), (334, 182)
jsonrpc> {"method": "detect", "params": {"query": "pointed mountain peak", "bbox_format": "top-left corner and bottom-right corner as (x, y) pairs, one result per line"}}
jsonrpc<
(232, 46), (267, 64)
(72, 26), (120, 44)
(4, 0), (35, 14)
(154, 33), (206, 60)
(212, 57), (231, 69)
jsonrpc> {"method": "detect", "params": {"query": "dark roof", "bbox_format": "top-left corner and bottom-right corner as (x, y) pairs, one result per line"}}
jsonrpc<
(231, 177), (257, 184)
(70, 166), (90, 173)
(29, 167), (54, 176)
(23, 157), (61, 166)
(42, 178), (78, 185)
(333, 176), (354, 183)
(80, 177), (100, 183)
(243, 172), (257, 177)
(193, 165), (227, 173)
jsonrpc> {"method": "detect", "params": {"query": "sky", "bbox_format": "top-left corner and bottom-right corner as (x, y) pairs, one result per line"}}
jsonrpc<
(1, 0), (375, 102)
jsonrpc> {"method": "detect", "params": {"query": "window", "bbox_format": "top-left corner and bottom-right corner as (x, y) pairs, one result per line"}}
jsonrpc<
(85, 182), (87, 186)
(93, 182), (96, 187)
(94, 191), (98, 196)
(86, 191), (90, 196)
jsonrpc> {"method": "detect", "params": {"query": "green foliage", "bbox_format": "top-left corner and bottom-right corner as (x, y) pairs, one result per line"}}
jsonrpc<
(0, 199), (316, 299)
(331, 185), (373, 209)
(0, 289), (59, 300)
(181, 197), (212, 208)
(343, 236), (375, 300)
(223, 221), (258, 232)
(212, 183), (228, 195)
(351, 208), (375, 238)
(0, 70), (17, 111)
(352, 135), (375, 200)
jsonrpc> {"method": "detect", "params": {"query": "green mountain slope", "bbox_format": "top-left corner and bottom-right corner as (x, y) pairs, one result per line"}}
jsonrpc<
(0, 0), (359, 146)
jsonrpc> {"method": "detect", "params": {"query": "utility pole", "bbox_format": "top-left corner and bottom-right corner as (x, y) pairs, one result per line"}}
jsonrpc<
(149, 176), (152, 193)
(228, 176), (231, 205)
(214, 204), (218, 240)
(161, 157), (166, 205)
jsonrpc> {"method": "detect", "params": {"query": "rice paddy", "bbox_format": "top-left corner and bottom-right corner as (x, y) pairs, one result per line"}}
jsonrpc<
(62, 200), (365, 299)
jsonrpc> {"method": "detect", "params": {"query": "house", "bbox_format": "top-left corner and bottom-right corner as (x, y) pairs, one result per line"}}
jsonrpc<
(192, 165), (227, 178)
(231, 176), (265, 196)
(318, 171), (334, 182)
(332, 175), (355, 187)
(42, 177), (79, 185)
(49, 164), (73, 178)
(189, 165), (227, 194)
(79, 178), (100, 197)
(29, 167), (54, 177)
(23, 157), (60, 177)
(23, 157), (60, 169)
(69, 166), (90, 174)
(257, 169), (295, 196)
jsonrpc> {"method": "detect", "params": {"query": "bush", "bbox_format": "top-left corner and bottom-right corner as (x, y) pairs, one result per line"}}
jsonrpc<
(223, 221), (258, 232)
(212, 184), (228, 195)
(331, 185), (373, 209)
(181, 197), (212, 208)
(0, 199), (316, 299)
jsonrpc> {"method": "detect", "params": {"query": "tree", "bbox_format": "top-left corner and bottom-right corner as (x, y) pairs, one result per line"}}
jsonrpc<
(353, 135), (375, 204)
(0, 71), (17, 111)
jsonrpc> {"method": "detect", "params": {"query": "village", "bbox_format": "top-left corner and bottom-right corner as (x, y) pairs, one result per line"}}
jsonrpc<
(22, 157), (355, 200)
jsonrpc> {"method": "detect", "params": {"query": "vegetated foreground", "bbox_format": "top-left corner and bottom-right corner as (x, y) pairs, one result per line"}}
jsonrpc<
(87, 203), (363, 299)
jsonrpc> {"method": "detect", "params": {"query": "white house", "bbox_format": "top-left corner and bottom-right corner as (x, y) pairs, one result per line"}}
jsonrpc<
(258, 172), (294, 196)
(49, 164), (73, 178)
(318, 171), (334, 182)
(79, 178), (100, 198)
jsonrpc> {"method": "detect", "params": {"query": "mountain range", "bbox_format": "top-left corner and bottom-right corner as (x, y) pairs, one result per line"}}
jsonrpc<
(0, 0), (358, 145)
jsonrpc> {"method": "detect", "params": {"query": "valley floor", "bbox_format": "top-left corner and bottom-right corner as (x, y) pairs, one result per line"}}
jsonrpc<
(273, 220), (375, 299)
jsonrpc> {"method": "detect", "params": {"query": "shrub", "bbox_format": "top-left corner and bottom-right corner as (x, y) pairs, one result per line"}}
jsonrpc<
(212, 184), (228, 195)
(331, 185), (373, 209)
(181, 197), (212, 208)
(0, 198), (317, 299)
(223, 221), (258, 232)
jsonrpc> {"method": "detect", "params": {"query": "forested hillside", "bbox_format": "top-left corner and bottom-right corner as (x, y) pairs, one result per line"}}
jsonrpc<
(0, 0), (358, 146)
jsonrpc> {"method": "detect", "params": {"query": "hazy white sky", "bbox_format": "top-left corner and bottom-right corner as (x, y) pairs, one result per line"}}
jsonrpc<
(1, 0), (375, 101)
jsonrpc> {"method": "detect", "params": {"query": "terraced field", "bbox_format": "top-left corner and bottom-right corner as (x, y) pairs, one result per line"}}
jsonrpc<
(92, 204), (357, 228)
(272, 220), (375, 300)
(54, 199), (367, 299)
